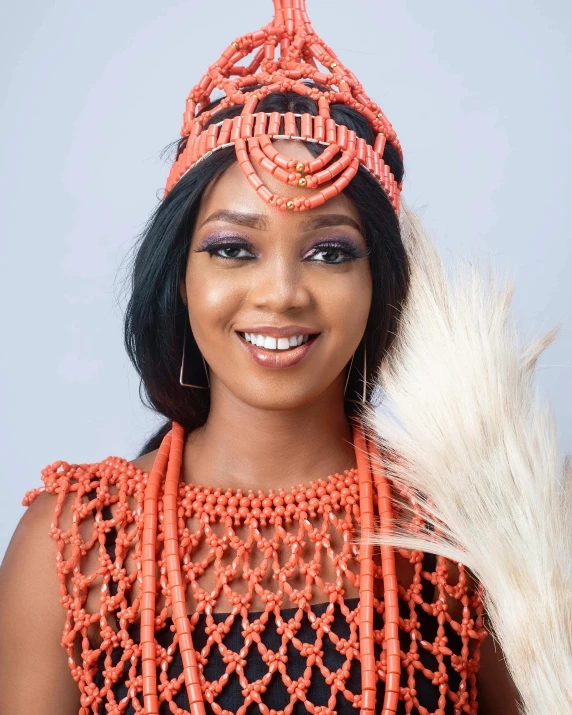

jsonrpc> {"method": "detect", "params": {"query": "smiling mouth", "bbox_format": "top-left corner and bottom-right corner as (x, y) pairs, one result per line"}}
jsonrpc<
(237, 332), (320, 351)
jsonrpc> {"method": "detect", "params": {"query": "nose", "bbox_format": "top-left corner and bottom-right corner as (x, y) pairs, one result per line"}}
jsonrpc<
(248, 252), (312, 313)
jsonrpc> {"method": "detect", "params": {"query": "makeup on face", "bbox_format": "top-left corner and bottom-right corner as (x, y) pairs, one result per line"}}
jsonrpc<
(190, 221), (368, 371)
(191, 221), (367, 370)
(183, 143), (373, 407)
(236, 329), (321, 368)
(195, 232), (367, 265)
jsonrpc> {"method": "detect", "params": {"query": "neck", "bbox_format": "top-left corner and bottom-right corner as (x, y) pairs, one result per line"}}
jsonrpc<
(182, 381), (358, 493)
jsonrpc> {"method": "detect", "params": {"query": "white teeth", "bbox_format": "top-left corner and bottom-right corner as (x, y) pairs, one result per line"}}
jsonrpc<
(242, 332), (314, 350)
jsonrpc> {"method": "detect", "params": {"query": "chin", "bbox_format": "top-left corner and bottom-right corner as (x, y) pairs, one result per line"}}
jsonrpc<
(234, 385), (326, 412)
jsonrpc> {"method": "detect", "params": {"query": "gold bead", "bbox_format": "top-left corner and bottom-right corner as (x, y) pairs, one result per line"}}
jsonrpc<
(330, 62), (337, 70)
(298, 177), (307, 187)
(377, 113), (383, 118)
(231, 41), (239, 48)
(286, 200), (295, 210)
(295, 162), (305, 172)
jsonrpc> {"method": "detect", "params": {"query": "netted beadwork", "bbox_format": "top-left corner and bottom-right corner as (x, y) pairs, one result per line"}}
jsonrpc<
(23, 446), (487, 715)
(164, 0), (402, 214)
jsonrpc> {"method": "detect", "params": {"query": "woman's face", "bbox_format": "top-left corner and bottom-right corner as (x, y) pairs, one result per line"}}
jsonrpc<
(180, 140), (372, 411)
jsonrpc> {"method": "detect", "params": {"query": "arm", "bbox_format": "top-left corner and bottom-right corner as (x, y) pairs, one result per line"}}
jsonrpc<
(0, 492), (81, 715)
(477, 622), (522, 714)
(437, 560), (523, 715)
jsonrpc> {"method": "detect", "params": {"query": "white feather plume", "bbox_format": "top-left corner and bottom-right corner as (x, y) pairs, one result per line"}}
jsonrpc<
(362, 202), (572, 714)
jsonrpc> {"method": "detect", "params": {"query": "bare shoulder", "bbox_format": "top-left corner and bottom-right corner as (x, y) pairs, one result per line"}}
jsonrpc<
(0, 490), (80, 714)
(131, 448), (158, 474)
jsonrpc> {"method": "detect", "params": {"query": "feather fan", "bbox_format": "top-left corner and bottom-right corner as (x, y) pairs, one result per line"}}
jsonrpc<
(362, 202), (572, 714)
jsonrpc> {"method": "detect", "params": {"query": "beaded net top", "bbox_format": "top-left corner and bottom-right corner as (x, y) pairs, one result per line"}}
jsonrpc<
(23, 441), (487, 715)
(164, 0), (402, 214)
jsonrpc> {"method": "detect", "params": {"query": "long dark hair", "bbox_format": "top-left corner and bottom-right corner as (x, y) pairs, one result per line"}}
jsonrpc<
(124, 86), (409, 456)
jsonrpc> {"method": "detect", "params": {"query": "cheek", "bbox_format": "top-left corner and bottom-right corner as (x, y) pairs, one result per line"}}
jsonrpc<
(185, 262), (243, 339)
(318, 265), (372, 341)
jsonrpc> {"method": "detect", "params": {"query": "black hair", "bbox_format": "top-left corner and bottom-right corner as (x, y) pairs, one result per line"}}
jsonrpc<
(124, 86), (409, 456)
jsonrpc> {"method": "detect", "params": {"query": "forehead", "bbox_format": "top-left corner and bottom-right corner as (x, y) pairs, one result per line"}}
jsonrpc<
(195, 139), (363, 231)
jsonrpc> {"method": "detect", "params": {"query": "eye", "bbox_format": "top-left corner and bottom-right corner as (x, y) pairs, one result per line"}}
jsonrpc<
(305, 241), (365, 265)
(199, 241), (256, 261)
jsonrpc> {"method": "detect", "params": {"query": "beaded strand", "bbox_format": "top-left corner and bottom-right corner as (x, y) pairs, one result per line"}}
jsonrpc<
(140, 430), (172, 714)
(353, 420), (400, 715)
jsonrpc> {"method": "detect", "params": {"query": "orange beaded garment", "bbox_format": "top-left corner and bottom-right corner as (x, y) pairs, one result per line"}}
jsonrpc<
(23, 419), (486, 715)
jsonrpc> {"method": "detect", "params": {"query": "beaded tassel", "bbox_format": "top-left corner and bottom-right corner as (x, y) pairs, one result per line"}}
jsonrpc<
(163, 0), (402, 214)
(353, 421), (400, 715)
(140, 430), (172, 714)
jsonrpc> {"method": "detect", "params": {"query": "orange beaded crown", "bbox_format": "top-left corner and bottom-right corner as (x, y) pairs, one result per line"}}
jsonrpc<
(164, 0), (403, 214)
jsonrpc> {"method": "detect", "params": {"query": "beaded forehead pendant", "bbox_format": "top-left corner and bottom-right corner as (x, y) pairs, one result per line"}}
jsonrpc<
(164, 0), (402, 214)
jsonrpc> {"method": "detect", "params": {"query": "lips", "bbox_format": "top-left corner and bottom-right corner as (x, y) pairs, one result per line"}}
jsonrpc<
(236, 331), (320, 369)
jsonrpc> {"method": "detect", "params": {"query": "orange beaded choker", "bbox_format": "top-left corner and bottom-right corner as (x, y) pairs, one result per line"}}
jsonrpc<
(139, 418), (401, 715)
(164, 0), (402, 214)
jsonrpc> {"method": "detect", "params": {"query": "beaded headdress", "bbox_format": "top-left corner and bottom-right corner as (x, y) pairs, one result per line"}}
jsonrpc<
(164, 0), (402, 214)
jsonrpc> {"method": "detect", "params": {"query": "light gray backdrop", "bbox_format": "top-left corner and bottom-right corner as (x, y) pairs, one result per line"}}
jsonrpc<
(1, 0), (570, 561)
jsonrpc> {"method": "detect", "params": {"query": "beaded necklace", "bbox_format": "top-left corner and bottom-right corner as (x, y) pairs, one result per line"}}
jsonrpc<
(139, 417), (400, 715)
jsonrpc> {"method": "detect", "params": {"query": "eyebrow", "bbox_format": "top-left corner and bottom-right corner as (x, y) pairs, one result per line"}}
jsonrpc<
(199, 209), (362, 233)
(298, 213), (362, 233)
(199, 210), (268, 231)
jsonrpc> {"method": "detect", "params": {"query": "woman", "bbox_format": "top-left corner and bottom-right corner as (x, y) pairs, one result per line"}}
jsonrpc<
(0, 1), (521, 713)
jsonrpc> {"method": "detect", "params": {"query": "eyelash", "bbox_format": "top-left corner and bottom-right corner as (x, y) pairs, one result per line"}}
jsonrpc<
(198, 239), (366, 265)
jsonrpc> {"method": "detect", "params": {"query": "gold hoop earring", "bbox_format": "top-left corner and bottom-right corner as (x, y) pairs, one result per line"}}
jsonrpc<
(179, 320), (210, 389)
(344, 340), (367, 404)
(344, 353), (355, 397)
